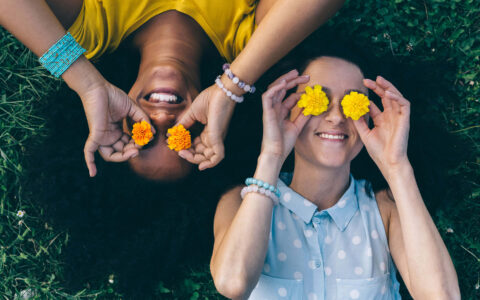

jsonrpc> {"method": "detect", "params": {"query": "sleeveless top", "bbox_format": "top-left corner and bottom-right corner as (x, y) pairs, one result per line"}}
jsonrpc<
(68, 0), (258, 61)
(249, 173), (402, 300)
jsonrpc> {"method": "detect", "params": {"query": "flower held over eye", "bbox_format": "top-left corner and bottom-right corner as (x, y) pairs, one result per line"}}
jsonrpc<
(167, 124), (192, 151)
(297, 85), (329, 116)
(132, 121), (154, 146)
(341, 91), (370, 120)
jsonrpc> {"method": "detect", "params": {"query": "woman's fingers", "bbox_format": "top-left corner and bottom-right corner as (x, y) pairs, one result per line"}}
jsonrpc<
(376, 76), (403, 97)
(364, 78), (392, 112)
(353, 117), (371, 142)
(364, 78), (385, 97)
(267, 69), (299, 89)
(291, 110), (311, 134)
(84, 137), (98, 177)
(369, 101), (382, 121)
(385, 91), (410, 115)
(284, 75), (310, 90)
(126, 96), (156, 135)
(281, 92), (302, 119)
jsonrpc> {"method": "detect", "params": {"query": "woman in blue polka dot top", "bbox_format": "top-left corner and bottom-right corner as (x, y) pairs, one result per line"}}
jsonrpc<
(209, 53), (460, 299)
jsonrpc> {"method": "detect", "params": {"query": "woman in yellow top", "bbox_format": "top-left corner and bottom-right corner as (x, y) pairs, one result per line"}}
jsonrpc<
(0, 0), (344, 180)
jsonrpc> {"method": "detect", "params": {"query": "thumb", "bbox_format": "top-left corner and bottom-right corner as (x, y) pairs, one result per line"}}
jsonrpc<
(353, 118), (370, 142)
(128, 100), (156, 135)
(176, 106), (198, 129)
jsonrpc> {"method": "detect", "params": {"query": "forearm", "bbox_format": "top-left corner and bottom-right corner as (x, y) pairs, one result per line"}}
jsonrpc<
(0, 0), (104, 96)
(386, 163), (459, 298)
(211, 154), (282, 299)
(230, 0), (344, 84)
(0, 0), (67, 56)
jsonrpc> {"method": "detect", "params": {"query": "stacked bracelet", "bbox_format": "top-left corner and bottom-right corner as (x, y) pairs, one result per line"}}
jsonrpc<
(39, 32), (86, 78)
(245, 177), (281, 198)
(222, 63), (256, 94)
(241, 185), (280, 205)
(215, 76), (244, 103)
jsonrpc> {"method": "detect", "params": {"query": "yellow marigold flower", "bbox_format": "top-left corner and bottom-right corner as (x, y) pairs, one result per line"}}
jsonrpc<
(132, 120), (153, 146)
(341, 91), (370, 120)
(167, 124), (192, 151)
(297, 85), (329, 116)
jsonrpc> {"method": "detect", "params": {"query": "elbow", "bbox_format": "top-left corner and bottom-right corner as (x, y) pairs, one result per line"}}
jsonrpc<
(211, 263), (249, 299)
(415, 285), (461, 300)
(213, 275), (249, 300)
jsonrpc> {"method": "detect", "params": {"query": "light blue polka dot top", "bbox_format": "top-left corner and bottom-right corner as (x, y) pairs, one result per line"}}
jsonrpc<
(249, 173), (402, 300)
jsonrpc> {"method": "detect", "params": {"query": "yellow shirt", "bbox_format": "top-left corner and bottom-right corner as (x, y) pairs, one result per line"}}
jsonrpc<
(69, 0), (258, 62)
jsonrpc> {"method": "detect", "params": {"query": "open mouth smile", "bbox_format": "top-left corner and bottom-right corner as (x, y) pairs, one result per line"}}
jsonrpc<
(315, 132), (349, 141)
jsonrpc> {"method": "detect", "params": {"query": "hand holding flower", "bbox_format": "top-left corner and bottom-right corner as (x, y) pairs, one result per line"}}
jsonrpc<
(79, 80), (154, 177)
(175, 84), (236, 171)
(353, 76), (411, 180)
(260, 71), (311, 165)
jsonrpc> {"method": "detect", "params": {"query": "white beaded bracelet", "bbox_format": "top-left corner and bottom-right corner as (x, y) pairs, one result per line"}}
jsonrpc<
(215, 76), (244, 103)
(240, 185), (280, 205)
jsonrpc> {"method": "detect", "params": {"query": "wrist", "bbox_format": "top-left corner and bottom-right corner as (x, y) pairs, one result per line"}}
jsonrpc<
(254, 153), (283, 183)
(62, 56), (106, 97)
(383, 160), (414, 183)
(220, 73), (246, 97)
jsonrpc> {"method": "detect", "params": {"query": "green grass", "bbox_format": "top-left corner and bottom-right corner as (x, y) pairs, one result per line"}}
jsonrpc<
(1, 0), (479, 298)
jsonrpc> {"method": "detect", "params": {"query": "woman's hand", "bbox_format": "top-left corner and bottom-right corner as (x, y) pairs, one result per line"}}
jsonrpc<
(260, 70), (311, 164)
(353, 76), (411, 180)
(175, 84), (236, 171)
(79, 80), (153, 177)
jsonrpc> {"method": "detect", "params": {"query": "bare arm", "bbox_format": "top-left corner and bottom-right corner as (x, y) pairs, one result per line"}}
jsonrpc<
(210, 73), (311, 299)
(0, 0), (99, 94)
(210, 155), (280, 299)
(228, 0), (344, 87)
(384, 167), (459, 299)
(355, 77), (460, 299)
(0, 0), (152, 176)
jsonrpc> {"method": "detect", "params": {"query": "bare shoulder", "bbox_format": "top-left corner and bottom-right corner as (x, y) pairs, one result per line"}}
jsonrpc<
(374, 188), (397, 240)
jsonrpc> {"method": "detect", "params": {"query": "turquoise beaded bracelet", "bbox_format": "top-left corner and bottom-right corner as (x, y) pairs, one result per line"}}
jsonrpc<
(39, 32), (86, 78)
(245, 177), (281, 198)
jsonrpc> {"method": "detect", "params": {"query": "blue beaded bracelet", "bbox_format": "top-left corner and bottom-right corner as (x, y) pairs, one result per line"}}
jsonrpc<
(39, 32), (86, 78)
(245, 177), (281, 198)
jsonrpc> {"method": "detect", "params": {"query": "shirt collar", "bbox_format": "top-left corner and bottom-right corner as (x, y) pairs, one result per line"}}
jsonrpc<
(278, 173), (359, 231)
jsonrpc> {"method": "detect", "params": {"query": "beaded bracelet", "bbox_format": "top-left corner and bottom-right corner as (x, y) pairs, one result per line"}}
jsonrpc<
(245, 177), (281, 198)
(39, 32), (86, 78)
(215, 76), (244, 103)
(241, 185), (280, 205)
(222, 63), (256, 94)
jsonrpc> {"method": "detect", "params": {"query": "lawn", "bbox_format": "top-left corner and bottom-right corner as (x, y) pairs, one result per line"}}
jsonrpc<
(1, 0), (479, 299)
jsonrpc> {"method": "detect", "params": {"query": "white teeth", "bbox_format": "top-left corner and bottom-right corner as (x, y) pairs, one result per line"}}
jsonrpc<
(149, 93), (178, 102)
(319, 133), (346, 140)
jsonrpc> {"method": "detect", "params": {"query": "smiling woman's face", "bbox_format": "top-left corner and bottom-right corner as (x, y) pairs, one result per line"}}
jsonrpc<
(126, 63), (197, 181)
(292, 56), (369, 169)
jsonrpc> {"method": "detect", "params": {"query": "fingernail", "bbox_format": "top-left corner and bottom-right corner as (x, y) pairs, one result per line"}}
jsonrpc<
(301, 75), (310, 78)
(178, 152), (185, 158)
(131, 152), (139, 158)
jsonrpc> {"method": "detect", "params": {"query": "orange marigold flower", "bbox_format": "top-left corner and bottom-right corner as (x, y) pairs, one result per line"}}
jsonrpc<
(167, 124), (192, 151)
(297, 85), (329, 116)
(132, 120), (153, 146)
(341, 91), (370, 120)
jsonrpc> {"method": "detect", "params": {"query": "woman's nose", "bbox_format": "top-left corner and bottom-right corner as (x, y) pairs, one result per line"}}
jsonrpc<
(324, 102), (345, 125)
